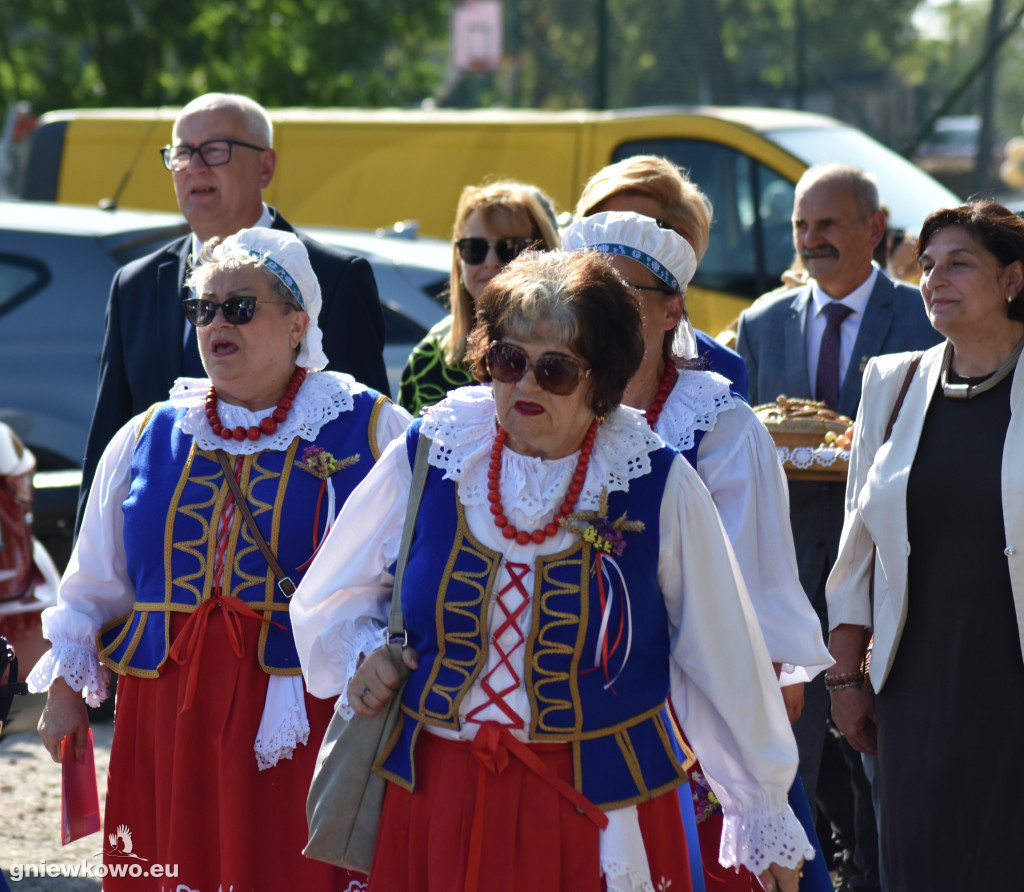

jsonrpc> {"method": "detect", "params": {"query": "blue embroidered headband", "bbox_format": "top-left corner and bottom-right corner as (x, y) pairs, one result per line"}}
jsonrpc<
(252, 252), (305, 309)
(589, 243), (680, 292)
(561, 212), (698, 295)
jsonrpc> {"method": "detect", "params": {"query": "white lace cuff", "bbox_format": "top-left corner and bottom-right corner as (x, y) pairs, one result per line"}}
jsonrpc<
(335, 623), (388, 720)
(254, 675), (310, 770)
(26, 642), (111, 709)
(719, 806), (815, 874)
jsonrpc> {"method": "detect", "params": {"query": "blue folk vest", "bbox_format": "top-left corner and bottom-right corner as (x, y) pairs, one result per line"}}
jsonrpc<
(97, 392), (391, 677)
(378, 421), (688, 810)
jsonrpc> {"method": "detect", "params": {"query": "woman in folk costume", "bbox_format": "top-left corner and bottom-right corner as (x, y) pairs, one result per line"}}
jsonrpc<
(30, 228), (410, 891)
(293, 249), (811, 892)
(564, 211), (834, 892)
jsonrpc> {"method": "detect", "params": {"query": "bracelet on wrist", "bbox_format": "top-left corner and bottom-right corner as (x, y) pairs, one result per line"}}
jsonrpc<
(826, 679), (863, 692)
(823, 669), (865, 690)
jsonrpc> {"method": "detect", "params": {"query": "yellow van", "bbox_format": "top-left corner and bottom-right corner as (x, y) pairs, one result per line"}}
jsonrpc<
(19, 106), (958, 334)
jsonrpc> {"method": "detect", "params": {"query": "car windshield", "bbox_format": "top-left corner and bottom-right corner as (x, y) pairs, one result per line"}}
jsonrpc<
(766, 125), (962, 232)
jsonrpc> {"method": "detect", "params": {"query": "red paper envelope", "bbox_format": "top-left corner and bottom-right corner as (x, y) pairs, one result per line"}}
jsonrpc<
(61, 728), (101, 844)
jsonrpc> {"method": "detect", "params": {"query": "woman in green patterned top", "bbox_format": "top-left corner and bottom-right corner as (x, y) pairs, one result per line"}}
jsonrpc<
(399, 181), (560, 414)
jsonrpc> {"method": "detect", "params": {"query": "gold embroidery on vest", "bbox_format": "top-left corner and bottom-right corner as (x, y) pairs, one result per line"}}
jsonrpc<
(528, 539), (589, 737)
(415, 493), (501, 726)
(368, 394), (391, 461)
(225, 455), (265, 598)
(169, 444), (219, 605)
(255, 440), (302, 675)
(134, 403), (161, 444)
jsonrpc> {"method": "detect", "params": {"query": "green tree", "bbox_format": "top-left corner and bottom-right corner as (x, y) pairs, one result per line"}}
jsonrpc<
(0, 0), (450, 112)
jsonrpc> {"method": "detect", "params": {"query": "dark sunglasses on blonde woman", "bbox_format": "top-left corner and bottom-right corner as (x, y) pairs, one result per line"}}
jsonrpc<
(486, 342), (591, 395)
(456, 237), (533, 265)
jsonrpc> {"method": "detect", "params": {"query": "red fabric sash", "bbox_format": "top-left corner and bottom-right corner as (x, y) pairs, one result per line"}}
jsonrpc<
(464, 722), (609, 892)
(168, 590), (286, 712)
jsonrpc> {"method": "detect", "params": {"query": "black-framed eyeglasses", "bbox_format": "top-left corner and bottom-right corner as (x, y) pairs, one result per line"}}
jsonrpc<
(182, 296), (281, 327)
(486, 341), (591, 396)
(456, 237), (533, 265)
(160, 138), (268, 172)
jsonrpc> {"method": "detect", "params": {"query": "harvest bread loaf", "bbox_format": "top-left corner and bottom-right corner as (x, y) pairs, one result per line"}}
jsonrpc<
(753, 396), (853, 480)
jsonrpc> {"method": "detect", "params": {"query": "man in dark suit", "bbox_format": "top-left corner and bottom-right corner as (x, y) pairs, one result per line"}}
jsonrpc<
(78, 93), (389, 524)
(736, 163), (941, 885)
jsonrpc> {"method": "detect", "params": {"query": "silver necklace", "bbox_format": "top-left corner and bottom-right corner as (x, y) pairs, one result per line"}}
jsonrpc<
(940, 335), (1024, 400)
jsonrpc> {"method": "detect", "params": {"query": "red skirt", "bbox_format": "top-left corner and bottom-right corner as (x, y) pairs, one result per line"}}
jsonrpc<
(102, 606), (364, 892)
(368, 723), (692, 892)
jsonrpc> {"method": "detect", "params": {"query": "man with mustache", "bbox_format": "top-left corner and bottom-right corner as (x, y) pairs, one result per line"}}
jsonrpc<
(735, 163), (939, 887)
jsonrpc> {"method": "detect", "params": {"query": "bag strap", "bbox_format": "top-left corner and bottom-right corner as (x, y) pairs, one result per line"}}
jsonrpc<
(387, 434), (431, 658)
(216, 450), (296, 598)
(867, 352), (923, 634)
(883, 353), (923, 443)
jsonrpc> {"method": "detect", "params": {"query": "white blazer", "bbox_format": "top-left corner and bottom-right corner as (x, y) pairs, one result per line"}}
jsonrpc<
(826, 341), (1024, 691)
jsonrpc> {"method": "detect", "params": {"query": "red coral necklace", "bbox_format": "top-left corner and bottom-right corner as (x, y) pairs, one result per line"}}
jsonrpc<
(644, 360), (678, 428)
(488, 418), (598, 545)
(205, 366), (307, 442)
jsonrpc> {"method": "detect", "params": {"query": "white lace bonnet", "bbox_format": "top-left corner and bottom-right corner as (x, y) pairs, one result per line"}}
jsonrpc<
(197, 227), (329, 371)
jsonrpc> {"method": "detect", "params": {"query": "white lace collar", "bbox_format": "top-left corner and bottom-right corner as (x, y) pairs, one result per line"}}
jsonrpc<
(418, 385), (664, 514)
(654, 369), (735, 453)
(169, 371), (367, 454)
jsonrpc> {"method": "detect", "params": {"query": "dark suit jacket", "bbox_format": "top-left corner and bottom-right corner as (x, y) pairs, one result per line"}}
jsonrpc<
(735, 271), (942, 626)
(77, 208), (389, 527)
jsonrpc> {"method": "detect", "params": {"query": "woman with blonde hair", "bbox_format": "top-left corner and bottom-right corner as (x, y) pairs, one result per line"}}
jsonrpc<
(399, 181), (560, 415)
(576, 155), (748, 399)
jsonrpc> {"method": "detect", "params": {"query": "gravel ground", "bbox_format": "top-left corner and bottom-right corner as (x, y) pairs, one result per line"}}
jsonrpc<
(1, 696), (111, 891)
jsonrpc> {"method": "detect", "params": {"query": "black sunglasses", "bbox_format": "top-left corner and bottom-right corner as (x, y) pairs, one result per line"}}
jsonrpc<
(182, 296), (281, 327)
(486, 342), (591, 396)
(456, 237), (532, 265)
(160, 138), (268, 172)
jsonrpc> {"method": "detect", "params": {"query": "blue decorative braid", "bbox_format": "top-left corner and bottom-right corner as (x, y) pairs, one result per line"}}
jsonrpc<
(252, 252), (305, 308)
(590, 243), (679, 292)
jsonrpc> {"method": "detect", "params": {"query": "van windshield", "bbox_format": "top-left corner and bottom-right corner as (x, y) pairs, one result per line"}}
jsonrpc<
(766, 126), (961, 232)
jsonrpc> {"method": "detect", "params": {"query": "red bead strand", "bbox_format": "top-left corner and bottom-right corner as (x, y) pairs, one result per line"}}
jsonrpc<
(489, 418), (598, 546)
(643, 360), (678, 429)
(205, 366), (307, 442)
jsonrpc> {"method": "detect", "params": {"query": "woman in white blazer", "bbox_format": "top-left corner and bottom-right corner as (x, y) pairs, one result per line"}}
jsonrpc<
(825, 201), (1024, 891)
